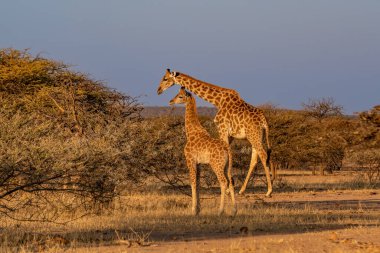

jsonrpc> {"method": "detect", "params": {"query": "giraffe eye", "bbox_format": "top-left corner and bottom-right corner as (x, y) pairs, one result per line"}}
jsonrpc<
(163, 78), (167, 81)
(178, 96), (183, 99)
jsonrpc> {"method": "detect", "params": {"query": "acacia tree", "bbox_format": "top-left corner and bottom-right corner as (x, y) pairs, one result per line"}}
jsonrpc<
(302, 97), (343, 121)
(0, 48), (142, 220)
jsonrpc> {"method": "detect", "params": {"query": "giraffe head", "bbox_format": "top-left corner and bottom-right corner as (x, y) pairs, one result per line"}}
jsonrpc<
(169, 87), (191, 105)
(157, 69), (181, 95)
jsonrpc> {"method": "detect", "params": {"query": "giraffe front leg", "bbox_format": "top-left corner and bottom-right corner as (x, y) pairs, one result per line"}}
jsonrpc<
(187, 160), (200, 216)
(218, 128), (231, 196)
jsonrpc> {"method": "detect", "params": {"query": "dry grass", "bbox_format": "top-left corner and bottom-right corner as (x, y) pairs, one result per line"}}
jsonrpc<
(0, 171), (379, 252)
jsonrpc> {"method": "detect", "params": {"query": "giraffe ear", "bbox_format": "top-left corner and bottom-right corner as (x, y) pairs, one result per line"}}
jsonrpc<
(171, 71), (180, 77)
(166, 68), (171, 73)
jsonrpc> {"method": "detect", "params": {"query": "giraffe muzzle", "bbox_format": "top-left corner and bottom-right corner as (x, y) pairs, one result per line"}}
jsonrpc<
(157, 87), (163, 95)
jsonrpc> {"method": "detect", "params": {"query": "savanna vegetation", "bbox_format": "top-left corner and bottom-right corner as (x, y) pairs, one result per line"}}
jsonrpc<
(0, 48), (143, 221)
(0, 48), (379, 252)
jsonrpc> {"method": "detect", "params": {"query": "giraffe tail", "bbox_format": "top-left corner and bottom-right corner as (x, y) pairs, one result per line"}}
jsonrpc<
(266, 146), (272, 167)
(227, 146), (234, 188)
(263, 124), (271, 164)
(264, 124), (276, 181)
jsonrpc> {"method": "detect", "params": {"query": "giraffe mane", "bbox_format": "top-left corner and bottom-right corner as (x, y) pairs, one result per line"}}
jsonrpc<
(178, 72), (238, 95)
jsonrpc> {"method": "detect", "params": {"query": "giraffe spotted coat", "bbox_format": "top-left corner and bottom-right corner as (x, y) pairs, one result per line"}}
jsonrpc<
(158, 69), (274, 197)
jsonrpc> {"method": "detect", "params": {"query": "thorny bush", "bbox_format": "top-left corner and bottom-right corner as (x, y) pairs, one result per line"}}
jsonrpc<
(0, 48), (142, 220)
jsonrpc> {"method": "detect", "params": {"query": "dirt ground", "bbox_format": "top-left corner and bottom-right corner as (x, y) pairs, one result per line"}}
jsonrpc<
(77, 228), (380, 253)
(2, 171), (379, 252)
(72, 189), (380, 253)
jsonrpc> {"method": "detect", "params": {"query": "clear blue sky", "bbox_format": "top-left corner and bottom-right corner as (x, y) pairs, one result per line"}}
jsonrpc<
(1, 1), (379, 113)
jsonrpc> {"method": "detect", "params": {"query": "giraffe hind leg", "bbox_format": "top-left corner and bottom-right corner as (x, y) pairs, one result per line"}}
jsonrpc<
(227, 165), (237, 216)
(222, 153), (237, 215)
(257, 148), (273, 197)
(239, 148), (258, 195)
(212, 162), (228, 216)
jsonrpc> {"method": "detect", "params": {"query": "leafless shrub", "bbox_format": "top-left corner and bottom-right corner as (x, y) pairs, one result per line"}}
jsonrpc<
(302, 97), (343, 121)
(351, 150), (380, 186)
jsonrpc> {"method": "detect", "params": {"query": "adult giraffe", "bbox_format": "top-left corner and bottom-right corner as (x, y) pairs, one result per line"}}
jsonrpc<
(157, 69), (273, 197)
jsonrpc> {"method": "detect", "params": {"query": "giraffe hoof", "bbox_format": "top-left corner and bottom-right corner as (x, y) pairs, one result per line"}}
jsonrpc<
(192, 208), (200, 216)
(265, 193), (272, 198)
(238, 190), (245, 195)
(231, 207), (237, 217)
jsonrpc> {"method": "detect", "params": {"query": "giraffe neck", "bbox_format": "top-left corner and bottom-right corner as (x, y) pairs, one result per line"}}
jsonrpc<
(185, 96), (205, 136)
(175, 74), (230, 108)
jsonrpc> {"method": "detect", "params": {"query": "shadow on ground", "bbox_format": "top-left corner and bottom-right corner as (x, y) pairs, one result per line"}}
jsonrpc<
(5, 197), (378, 248)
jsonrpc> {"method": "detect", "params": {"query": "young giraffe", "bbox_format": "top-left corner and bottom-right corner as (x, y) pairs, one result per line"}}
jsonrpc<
(169, 87), (237, 216)
(158, 69), (274, 197)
